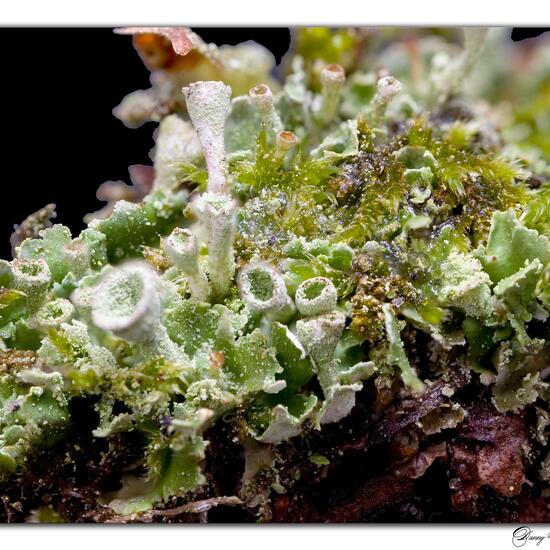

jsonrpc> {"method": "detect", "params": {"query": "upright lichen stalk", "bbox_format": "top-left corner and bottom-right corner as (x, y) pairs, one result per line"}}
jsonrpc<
(183, 81), (232, 194)
(313, 63), (346, 126)
(249, 84), (283, 137)
(184, 80), (237, 299)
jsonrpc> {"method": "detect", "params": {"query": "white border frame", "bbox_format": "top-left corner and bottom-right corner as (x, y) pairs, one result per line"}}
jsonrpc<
(1, 1), (550, 547)
(0, 0), (549, 25)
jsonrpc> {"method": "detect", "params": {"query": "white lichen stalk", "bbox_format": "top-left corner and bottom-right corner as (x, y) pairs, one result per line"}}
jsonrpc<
(63, 238), (91, 279)
(199, 193), (237, 299)
(295, 278), (363, 427)
(369, 75), (403, 125)
(249, 84), (283, 137)
(184, 80), (237, 300)
(314, 64), (346, 126)
(183, 81), (232, 195)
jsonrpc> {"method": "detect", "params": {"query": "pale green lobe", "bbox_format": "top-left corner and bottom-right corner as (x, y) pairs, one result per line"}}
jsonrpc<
(17, 225), (73, 283)
(108, 435), (207, 515)
(0, 383), (69, 479)
(89, 190), (187, 263)
(309, 453), (330, 466)
(494, 258), (543, 322)
(317, 383), (362, 425)
(0, 289), (27, 329)
(271, 322), (314, 392)
(336, 361), (377, 385)
(164, 300), (228, 359)
(477, 209), (550, 284)
(437, 251), (500, 324)
(79, 228), (108, 271)
(492, 340), (548, 413)
(311, 119), (359, 161)
(183, 380), (236, 416)
(256, 395), (317, 444)
(219, 329), (283, 395)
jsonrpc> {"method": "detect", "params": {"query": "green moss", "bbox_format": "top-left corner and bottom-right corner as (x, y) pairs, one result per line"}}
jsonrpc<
(407, 119), (526, 241)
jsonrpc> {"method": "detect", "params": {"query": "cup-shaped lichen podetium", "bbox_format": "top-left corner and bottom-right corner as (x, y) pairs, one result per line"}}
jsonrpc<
(238, 262), (293, 319)
(183, 81), (232, 194)
(315, 63), (346, 125)
(249, 83), (283, 136)
(370, 75), (402, 123)
(34, 298), (75, 328)
(91, 262), (161, 342)
(295, 276), (337, 317)
(275, 130), (298, 162)
(91, 262), (182, 362)
(295, 277), (342, 388)
(63, 238), (91, 279)
(163, 227), (210, 302)
(11, 258), (51, 312)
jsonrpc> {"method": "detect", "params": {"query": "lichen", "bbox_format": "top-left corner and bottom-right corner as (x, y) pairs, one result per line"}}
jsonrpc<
(2, 26), (550, 523)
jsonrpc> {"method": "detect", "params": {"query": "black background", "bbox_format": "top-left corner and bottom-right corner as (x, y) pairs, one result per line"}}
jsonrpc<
(0, 27), (545, 259)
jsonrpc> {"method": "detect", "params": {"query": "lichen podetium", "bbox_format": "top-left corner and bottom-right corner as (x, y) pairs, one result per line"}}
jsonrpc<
(2, 27), (550, 523)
